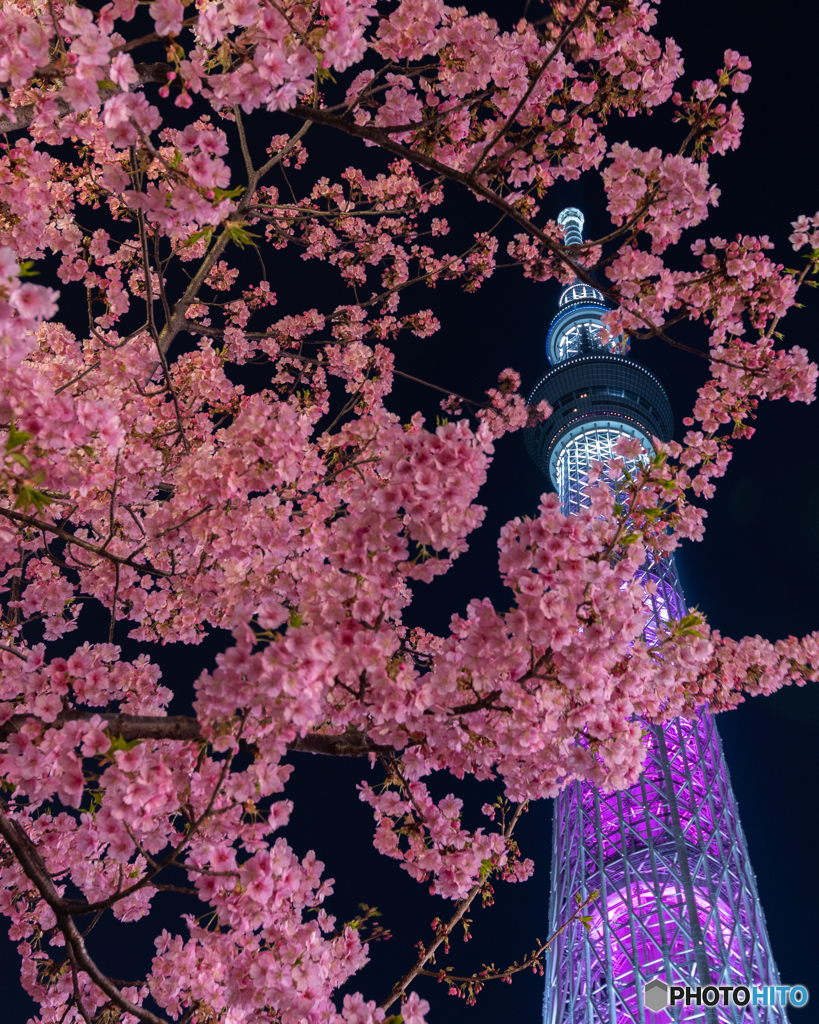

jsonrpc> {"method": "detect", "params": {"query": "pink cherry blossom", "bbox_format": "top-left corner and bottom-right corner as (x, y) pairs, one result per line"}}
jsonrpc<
(151, 0), (184, 37)
(401, 992), (431, 1024)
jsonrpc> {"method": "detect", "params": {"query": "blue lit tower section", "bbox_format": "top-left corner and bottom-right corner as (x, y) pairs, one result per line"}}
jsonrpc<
(524, 209), (785, 1024)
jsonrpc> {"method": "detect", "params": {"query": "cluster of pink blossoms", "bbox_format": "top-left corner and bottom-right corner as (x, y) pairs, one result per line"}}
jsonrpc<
(790, 212), (819, 251)
(0, 1), (814, 1022)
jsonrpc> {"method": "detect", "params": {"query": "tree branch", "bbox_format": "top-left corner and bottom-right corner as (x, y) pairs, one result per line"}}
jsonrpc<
(0, 64), (172, 134)
(416, 890), (599, 996)
(181, 322), (485, 406)
(286, 104), (591, 286)
(0, 710), (390, 757)
(470, 0), (595, 175)
(380, 801), (527, 1012)
(0, 802), (172, 1024)
(0, 506), (173, 578)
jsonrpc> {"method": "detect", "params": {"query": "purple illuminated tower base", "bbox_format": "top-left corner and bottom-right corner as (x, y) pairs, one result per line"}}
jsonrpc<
(525, 209), (785, 1024)
(547, 709), (784, 1024)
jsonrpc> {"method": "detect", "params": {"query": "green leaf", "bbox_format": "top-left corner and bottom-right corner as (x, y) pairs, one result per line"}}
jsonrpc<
(6, 424), (32, 451)
(289, 610), (303, 628)
(580, 915), (593, 931)
(674, 611), (706, 639)
(316, 65), (338, 85)
(17, 260), (38, 278)
(182, 225), (214, 250)
(225, 221), (260, 250)
(358, 903), (381, 916)
(107, 734), (142, 755)
(479, 858), (493, 880)
(213, 185), (245, 201)
(14, 484), (52, 515)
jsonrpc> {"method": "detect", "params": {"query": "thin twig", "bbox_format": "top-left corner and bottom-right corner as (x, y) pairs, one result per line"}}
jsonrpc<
(380, 802), (528, 1012)
(0, 506), (173, 577)
(182, 323), (484, 406)
(256, 121), (312, 181)
(0, 802), (172, 1024)
(233, 105), (255, 181)
(470, 0), (595, 176)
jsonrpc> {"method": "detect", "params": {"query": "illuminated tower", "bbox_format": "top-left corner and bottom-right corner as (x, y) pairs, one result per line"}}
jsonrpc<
(524, 208), (785, 1024)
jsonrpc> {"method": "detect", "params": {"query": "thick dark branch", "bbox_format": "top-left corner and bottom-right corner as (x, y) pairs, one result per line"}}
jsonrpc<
(0, 710), (389, 757)
(112, 17), (199, 55)
(0, 94), (71, 133)
(61, 915), (171, 1024)
(132, 62), (173, 85)
(0, 711), (202, 744)
(0, 802), (172, 1024)
(0, 800), (64, 905)
(0, 64), (172, 134)
(448, 690), (507, 715)
(289, 729), (393, 757)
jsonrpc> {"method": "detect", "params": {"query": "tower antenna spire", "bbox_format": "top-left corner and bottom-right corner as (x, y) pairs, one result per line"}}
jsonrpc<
(557, 206), (585, 248)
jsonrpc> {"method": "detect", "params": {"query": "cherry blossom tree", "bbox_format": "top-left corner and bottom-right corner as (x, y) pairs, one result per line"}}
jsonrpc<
(0, 0), (816, 1021)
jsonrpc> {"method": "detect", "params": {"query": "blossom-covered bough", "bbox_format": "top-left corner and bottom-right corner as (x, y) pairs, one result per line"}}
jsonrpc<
(0, 0), (816, 1021)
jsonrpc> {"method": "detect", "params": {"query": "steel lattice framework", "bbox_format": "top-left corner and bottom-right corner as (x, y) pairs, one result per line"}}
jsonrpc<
(526, 209), (784, 1024)
(546, 709), (785, 1024)
(554, 423), (647, 518)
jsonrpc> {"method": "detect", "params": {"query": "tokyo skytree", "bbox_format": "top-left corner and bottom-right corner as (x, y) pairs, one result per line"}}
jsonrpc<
(523, 208), (785, 1024)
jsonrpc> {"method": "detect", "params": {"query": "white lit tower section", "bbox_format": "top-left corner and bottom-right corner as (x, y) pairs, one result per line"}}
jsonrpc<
(524, 209), (785, 1024)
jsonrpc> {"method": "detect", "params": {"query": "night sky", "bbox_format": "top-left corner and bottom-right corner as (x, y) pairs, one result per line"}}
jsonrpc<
(3, 1), (819, 1022)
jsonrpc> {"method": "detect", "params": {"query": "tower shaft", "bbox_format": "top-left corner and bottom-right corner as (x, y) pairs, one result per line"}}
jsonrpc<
(525, 209), (784, 1024)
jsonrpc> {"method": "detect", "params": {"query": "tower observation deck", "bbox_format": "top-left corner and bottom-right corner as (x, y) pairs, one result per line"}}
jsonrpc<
(525, 209), (785, 1024)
